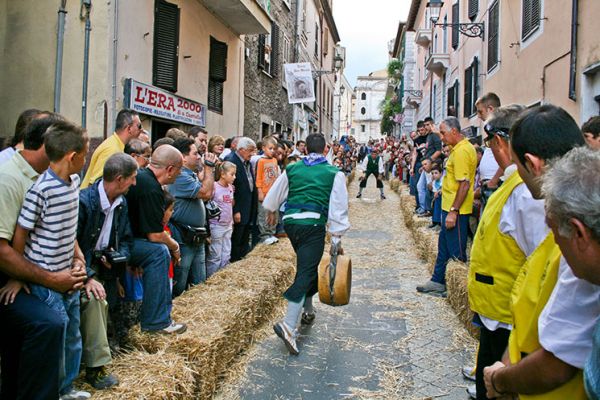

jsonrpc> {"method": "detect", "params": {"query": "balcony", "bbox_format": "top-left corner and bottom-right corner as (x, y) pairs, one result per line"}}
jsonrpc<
(425, 53), (450, 77)
(199, 0), (271, 35)
(403, 89), (422, 108)
(415, 26), (432, 48)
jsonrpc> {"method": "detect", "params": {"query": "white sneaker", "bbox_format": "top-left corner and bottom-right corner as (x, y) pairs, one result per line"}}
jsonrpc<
(466, 384), (476, 399)
(273, 321), (299, 355)
(263, 236), (279, 245)
(158, 321), (187, 334)
(60, 389), (91, 400)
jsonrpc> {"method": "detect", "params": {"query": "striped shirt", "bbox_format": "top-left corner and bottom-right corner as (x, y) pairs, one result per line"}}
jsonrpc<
(18, 168), (80, 272)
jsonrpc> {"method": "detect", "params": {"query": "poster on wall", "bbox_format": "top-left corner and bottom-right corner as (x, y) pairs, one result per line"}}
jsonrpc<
(124, 79), (206, 127)
(284, 63), (316, 104)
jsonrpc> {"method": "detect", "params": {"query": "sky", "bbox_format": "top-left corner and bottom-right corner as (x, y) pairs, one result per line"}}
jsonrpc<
(333, 0), (411, 87)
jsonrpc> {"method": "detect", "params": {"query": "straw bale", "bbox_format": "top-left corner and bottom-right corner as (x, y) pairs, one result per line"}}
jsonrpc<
(413, 226), (438, 274)
(89, 350), (195, 400)
(446, 260), (479, 338)
(389, 178), (400, 192)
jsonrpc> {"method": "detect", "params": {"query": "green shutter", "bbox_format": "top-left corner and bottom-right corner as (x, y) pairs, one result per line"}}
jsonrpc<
(153, 0), (180, 92)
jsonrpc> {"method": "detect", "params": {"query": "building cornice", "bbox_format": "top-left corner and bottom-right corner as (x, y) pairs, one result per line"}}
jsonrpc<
(406, 0), (422, 31)
(320, 0), (341, 43)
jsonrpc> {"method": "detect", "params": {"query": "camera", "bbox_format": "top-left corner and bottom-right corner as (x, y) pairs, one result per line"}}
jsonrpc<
(93, 249), (127, 270)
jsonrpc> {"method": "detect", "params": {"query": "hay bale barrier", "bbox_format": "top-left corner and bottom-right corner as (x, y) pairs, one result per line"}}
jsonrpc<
(446, 261), (479, 338)
(100, 240), (295, 399)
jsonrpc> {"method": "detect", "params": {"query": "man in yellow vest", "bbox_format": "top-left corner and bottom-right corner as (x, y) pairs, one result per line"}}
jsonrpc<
(467, 105), (550, 399)
(541, 146), (600, 400)
(483, 105), (597, 399)
(81, 109), (143, 188)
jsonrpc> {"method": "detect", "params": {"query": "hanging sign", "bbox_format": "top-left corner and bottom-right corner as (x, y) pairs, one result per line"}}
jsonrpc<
(284, 63), (316, 104)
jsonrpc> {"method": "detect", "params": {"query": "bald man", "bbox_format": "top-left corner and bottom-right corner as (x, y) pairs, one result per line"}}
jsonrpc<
(125, 145), (187, 334)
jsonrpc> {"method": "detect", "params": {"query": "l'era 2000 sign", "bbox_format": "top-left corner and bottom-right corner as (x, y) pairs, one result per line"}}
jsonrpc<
(124, 79), (206, 127)
(284, 63), (316, 104)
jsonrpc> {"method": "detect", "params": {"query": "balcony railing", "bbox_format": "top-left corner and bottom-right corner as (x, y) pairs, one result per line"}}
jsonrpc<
(425, 53), (450, 77)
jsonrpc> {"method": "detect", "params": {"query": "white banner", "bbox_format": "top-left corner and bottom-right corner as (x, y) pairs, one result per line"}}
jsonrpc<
(284, 63), (315, 104)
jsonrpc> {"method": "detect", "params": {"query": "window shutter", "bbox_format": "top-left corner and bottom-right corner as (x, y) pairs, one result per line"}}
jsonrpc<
(208, 81), (223, 113)
(447, 84), (455, 116)
(271, 23), (279, 77)
(472, 57), (479, 112)
(468, 0), (478, 20)
(209, 37), (228, 82)
(464, 67), (472, 117)
(153, 0), (180, 92)
(258, 35), (266, 69)
(522, 0), (541, 39)
(452, 2), (459, 50)
(487, 1), (499, 71)
(454, 80), (460, 116)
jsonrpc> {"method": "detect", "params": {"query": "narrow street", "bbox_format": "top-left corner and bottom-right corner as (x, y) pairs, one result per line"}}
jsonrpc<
(216, 180), (476, 400)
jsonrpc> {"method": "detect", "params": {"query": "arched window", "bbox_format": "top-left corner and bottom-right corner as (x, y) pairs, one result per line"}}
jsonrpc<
(361, 92), (367, 100)
(361, 107), (366, 115)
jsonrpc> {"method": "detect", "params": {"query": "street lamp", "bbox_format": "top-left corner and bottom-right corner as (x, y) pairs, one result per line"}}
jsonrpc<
(426, 0), (485, 39)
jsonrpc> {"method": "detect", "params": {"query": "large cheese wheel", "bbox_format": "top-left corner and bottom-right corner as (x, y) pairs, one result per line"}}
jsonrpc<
(318, 253), (352, 306)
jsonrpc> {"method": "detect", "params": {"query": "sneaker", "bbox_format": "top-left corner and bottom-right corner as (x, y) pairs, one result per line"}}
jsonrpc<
(60, 389), (91, 400)
(466, 384), (477, 399)
(158, 321), (187, 334)
(416, 280), (446, 294)
(356, 192), (362, 198)
(263, 236), (279, 245)
(427, 223), (440, 229)
(86, 366), (119, 389)
(380, 194), (386, 200)
(273, 321), (299, 355)
(462, 365), (476, 381)
(301, 311), (316, 325)
(418, 211), (432, 218)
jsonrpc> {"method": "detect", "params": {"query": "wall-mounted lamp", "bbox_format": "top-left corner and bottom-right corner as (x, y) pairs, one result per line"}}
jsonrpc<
(426, 0), (484, 39)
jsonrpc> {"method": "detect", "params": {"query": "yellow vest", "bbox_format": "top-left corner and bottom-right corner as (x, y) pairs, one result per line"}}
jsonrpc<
(468, 170), (526, 324)
(509, 232), (586, 400)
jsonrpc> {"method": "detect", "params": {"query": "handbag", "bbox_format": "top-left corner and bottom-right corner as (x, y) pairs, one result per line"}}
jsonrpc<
(171, 221), (209, 246)
(205, 200), (222, 220)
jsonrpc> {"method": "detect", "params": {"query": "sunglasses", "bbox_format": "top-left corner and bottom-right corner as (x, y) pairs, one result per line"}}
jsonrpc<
(484, 123), (510, 144)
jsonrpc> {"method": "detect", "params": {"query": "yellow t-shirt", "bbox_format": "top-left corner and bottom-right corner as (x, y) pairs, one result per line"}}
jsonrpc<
(442, 138), (477, 214)
(81, 133), (125, 189)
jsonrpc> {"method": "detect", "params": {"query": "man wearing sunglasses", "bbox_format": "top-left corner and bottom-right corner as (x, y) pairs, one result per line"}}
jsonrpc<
(82, 109), (143, 188)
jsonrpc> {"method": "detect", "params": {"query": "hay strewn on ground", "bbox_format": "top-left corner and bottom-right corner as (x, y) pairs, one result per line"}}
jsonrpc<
(446, 261), (479, 338)
(99, 240), (296, 399)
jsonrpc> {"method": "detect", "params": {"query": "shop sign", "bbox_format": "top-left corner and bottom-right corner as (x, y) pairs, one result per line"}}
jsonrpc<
(124, 79), (206, 127)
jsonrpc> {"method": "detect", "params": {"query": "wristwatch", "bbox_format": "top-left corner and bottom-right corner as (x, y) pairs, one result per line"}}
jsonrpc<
(449, 206), (459, 213)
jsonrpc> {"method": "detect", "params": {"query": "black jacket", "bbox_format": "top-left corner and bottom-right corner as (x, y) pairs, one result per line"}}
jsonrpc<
(224, 151), (258, 226)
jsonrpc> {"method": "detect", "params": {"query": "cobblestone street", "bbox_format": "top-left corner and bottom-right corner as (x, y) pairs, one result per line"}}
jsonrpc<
(216, 180), (476, 400)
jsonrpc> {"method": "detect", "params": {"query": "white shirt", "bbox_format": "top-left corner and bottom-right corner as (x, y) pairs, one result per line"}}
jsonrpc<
(479, 147), (500, 181)
(220, 148), (232, 160)
(479, 171), (549, 332)
(0, 147), (16, 167)
(539, 257), (600, 369)
(95, 180), (124, 251)
(358, 156), (385, 174)
(263, 170), (351, 239)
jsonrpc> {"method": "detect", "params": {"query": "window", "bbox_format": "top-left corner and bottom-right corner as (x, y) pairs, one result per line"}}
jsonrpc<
(153, 0), (180, 92)
(208, 37), (227, 113)
(361, 92), (366, 100)
(282, 35), (291, 86)
(314, 23), (319, 59)
(361, 124), (366, 132)
(463, 57), (479, 117)
(433, 83), (438, 121)
(451, 2), (459, 50)
(488, 1), (500, 71)
(468, 0), (478, 20)
(258, 22), (279, 76)
(522, 0), (541, 39)
(443, 15), (448, 53)
(323, 27), (329, 56)
(361, 107), (366, 115)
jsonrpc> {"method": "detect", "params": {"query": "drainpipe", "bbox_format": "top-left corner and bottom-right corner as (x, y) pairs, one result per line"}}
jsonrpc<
(111, 0), (119, 132)
(81, 0), (92, 128)
(568, 0), (578, 101)
(54, 0), (68, 113)
(542, 52), (570, 102)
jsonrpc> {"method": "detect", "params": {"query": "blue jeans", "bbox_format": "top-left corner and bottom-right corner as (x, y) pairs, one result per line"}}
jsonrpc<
(173, 243), (206, 297)
(129, 239), (172, 331)
(431, 211), (470, 284)
(432, 195), (442, 224)
(417, 172), (430, 212)
(0, 291), (63, 400)
(29, 285), (81, 395)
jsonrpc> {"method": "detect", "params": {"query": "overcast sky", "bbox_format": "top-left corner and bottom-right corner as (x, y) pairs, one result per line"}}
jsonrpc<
(333, 0), (411, 88)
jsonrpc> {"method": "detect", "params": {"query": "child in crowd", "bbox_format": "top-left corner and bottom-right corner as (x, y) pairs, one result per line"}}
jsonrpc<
(12, 121), (90, 400)
(429, 163), (443, 229)
(162, 191), (176, 292)
(256, 136), (281, 245)
(206, 161), (236, 276)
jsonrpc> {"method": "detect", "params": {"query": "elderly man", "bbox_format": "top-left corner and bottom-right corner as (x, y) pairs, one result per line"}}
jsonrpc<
(483, 105), (596, 400)
(539, 147), (600, 399)
(225, 137), (258, 262)
(466, 105), (549, 400)
(125, 145), (187, 334)
(417, 117), (477, 295)
(77, 153), (138, 389)
(82, 109), (142, 188)
(0, 114), (87, 399)
(169, 138), (217, 296)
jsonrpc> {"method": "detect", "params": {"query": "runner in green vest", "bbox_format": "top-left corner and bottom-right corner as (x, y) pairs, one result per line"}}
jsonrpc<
(263, 133), (350, 355)
(357, 148), (386, 199)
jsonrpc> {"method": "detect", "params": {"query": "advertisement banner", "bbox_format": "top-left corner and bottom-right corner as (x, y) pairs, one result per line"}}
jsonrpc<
(124, 79), (206, 127)
(284, 63), (316, 104)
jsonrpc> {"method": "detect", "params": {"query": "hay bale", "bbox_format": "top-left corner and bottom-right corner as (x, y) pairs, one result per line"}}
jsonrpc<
(389, 178), (400, 192)
(446, 260), (479, 338)
(130, 243), (296, 399)
(413, 226), (438, 273)
(347, 169), (356, 186)
(89, 350), (195, 400)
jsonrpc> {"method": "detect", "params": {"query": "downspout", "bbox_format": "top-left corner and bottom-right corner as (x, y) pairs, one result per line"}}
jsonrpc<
(54, 0), (68, 113)
(111, 0), (119, 134)
(568, 0), (578, 101)
(81, 0), (92, 128)
(542, 52), (570, 102)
